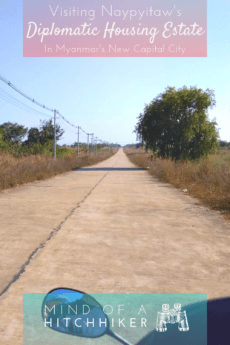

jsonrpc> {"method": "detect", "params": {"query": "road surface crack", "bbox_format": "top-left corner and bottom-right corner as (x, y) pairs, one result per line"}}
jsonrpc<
(0, 171), (109, 298)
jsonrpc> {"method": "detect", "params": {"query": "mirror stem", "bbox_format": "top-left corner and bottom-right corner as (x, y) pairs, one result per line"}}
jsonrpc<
(106, 328), (133, 345)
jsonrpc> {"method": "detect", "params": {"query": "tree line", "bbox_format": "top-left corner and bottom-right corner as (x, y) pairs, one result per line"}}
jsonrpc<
(0, 120), (121, 156)
(0, 119), (65, 156)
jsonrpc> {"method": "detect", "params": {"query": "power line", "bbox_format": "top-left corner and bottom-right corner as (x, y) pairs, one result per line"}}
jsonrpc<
(0, 88), (52, 118)
(57, 110), (80, 130)
(0, 74), (107, 153)
(0, 74), (54, 112)
(57, 111), (103, 142)
(80, 127), (87, 135)
(0, 90), (102, 142)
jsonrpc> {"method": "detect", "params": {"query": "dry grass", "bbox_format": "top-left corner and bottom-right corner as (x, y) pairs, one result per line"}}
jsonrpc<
(0, 148), (117, 191)
(124, 147), (230, 220)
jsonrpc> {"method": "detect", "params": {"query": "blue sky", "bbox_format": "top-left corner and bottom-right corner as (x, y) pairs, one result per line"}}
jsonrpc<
(0, 0), (229, 146)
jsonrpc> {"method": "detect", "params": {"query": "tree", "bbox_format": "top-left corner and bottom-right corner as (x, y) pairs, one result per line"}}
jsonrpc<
(0, 128), (10, 150)
(39, 119), (64, 145)
(0, 122), (27, 143)
(135, 86), (219, 160)
(26, 127), (40, 146)
(24, 119), (64, 146)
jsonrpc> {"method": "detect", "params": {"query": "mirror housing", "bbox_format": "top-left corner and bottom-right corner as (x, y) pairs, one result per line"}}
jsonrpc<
(41, 288), (109, 338)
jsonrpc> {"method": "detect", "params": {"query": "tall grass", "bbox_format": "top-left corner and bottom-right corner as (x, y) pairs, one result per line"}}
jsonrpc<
(0, 148), (116, 191)
(125, 148), (230, 219)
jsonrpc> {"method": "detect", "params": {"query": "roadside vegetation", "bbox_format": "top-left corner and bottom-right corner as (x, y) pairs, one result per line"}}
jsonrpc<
(0, 120), (118, 191)
(124, 147), (230, 219)
(126, 86), (230, 219)
(0, 148), (116, 191)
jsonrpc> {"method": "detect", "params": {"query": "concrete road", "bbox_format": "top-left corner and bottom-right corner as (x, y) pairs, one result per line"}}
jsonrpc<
(0, 148), (230, 344)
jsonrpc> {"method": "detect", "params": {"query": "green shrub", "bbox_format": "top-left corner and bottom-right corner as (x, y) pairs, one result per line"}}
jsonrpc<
(56, 147), (73, 157)
(0, 128), (11, 151)
(28, 143), (45, 155)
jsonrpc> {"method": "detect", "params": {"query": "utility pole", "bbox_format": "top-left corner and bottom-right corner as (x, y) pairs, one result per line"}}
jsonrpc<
(53, 109), (56, 159)
(91, 134), (94, 154)
(87, 133), (90, 154)
(77, 126), (80, 154)
(94, 137), (100, 155)
(87, 133), (93, 153)
(99, 139), (102, 153)
(94, 137), (98, 155)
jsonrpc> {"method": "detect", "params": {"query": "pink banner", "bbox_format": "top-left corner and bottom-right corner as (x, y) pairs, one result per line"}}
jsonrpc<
(23, 0), (207, 57)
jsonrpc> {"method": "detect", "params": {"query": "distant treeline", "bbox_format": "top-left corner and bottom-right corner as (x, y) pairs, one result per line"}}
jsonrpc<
(68, 142), (121, 148)
(218, 140), (230, 149)
(123, 143), (142, 148)
(0, 120), (120, 157)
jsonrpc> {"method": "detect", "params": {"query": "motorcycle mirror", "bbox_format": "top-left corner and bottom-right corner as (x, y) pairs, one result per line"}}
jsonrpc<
(41, 288), (109, 338)
(41, 288), (132, 344)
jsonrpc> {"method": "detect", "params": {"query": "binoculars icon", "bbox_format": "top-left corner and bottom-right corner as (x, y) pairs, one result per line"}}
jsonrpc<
(156, 303), (189, 332)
